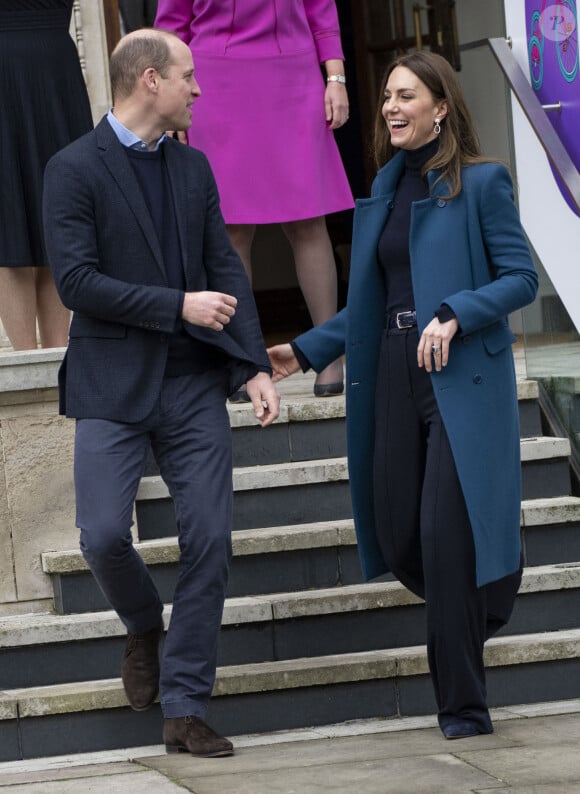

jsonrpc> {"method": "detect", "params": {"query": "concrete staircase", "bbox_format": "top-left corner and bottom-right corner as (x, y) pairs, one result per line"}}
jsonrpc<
(2, 374), (580, 761)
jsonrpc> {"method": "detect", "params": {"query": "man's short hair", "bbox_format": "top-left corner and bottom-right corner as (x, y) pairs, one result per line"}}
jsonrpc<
(110, 31), (177, 102)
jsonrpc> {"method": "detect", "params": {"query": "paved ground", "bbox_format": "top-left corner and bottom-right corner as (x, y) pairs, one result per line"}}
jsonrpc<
(2, 700), (580, 793)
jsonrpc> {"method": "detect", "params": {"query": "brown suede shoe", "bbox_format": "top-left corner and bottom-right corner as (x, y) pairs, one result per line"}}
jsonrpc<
(121, 622), (163, 711)
(163, 716), (234, 757)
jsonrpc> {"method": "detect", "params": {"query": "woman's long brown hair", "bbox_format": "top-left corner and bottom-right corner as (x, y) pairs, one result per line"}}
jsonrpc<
(373, 50), (491, 200)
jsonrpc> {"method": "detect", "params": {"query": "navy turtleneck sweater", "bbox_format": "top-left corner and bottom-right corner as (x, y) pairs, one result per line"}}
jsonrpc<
(377, 138), (456, 327)
(378, 137), (439, 319)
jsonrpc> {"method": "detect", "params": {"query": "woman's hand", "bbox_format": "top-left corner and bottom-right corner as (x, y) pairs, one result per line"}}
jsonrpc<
(324, 82), (349, 129)
(267, 344), (300, 382)
(323, 59), (349, 129)
(417, 317), (459, 373)
(165, 130), (188, 144)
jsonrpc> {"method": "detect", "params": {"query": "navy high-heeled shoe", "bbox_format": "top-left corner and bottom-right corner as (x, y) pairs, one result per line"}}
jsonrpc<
(313, 381), (344, 397)
(228, 388), (251, 404)
(442, 720), (492, 740)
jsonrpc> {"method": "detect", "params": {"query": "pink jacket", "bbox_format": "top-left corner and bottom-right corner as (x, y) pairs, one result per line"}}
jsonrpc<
(155, 0), (345, 62)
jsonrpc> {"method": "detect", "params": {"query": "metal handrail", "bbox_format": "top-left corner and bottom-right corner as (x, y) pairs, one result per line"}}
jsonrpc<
(488, 36), (580, 214)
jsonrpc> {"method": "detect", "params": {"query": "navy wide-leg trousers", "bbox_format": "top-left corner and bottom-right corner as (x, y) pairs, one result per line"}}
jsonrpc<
(373, 328), (521, 733)
(74, 369), (232, 720)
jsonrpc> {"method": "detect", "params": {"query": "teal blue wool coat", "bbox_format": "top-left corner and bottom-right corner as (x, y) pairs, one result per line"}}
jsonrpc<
(295, 152), (538, 587)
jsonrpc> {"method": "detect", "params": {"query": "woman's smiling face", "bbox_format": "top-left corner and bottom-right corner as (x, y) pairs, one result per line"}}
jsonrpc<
(382, 65), (447, 150)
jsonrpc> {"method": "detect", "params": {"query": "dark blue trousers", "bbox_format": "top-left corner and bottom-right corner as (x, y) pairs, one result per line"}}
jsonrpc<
(373, 328), (521, 733)
(74, 369), (232, 719)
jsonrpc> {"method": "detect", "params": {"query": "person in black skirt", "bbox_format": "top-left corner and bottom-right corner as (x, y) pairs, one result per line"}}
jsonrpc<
(119, 0), (157, 34)
(268, 50), (538, 740)
(0, 0), (93, 350)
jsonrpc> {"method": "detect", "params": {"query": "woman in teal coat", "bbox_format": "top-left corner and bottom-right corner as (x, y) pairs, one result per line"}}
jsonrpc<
(269, 51), (538, 739)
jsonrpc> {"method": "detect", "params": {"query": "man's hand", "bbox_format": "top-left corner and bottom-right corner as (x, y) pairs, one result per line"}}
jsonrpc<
(245, 372), (280, 427)
(267, 344), (301, 382)
(182, 291), (237, 330)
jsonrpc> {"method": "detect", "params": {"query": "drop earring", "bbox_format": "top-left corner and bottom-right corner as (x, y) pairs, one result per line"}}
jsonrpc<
(434, 118), (441, 135)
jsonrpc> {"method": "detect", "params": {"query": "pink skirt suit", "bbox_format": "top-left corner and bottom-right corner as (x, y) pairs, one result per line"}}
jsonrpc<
(155, 0), (354, 224)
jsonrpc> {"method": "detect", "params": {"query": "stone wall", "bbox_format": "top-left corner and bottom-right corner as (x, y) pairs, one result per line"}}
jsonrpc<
(0, 351), (76, 615)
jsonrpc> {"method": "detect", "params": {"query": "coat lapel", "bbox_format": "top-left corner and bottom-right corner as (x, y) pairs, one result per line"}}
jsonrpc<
(347, 153), (405, 322)
(372, 150), (406, 196)
(95, 118), (166, 280)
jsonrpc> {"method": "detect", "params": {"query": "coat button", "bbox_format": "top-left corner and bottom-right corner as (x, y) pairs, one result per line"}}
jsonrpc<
(436, 199), (446, 208)
(473, 374), (483, 384)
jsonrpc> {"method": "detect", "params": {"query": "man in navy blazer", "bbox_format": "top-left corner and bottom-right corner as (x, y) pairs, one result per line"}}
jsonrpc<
(43, 29), (279, 757)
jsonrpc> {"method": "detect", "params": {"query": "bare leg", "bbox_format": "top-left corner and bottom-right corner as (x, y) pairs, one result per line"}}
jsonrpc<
(35, 267), (70, 347)
(0, 267), (38, 350)
(281, 216), (343, 387)
(226, 224), (256, 285)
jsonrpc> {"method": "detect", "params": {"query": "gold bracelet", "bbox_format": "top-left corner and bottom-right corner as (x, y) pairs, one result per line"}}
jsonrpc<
(326, 74), (346, 84)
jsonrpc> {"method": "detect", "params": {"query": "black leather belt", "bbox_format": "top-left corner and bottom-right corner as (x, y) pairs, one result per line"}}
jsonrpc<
(386, 310), (417, 330)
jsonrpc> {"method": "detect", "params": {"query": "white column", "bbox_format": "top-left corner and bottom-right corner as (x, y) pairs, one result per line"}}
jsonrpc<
(70, 0), (112, 123)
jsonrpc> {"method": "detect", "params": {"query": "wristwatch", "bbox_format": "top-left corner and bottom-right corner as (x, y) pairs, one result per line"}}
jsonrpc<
(327, 74), (346, 84)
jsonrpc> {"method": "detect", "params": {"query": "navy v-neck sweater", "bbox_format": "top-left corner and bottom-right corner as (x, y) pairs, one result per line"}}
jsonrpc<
(125, 145), (227, 376)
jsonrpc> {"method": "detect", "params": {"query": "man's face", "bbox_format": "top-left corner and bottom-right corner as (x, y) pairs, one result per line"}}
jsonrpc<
(156, 39), (201, 131)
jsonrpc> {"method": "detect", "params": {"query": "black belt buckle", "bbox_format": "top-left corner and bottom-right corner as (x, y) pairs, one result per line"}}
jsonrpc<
(395, 310), (416, 329)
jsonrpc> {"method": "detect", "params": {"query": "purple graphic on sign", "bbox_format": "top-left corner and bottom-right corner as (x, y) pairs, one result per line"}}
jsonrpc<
(525, 0), (580, 215)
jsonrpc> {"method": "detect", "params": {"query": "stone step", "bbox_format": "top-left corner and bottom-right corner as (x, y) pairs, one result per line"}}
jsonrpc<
(143, 436), (570, 497)
(6, 561), (580, 690)
(516, 378), (543, 438)
(145, 381), (542, 476)
(42, 496), (580, 614)
(199, 395), (348, 471)
(2, 628), (580, 761)
(137, 458), (353, 537)
(522, 496), (580, 568)
(135, 436), (572, 539)
(43, 519), (361, 614)
(230, 378), (541, 437)
(141, 379), (542, 476)
(520, 436), (572, 498)
(224, 378), (539, 429)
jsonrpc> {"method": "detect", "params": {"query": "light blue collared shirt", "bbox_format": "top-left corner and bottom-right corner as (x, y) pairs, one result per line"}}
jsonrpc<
(106, 109), (166, 151)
